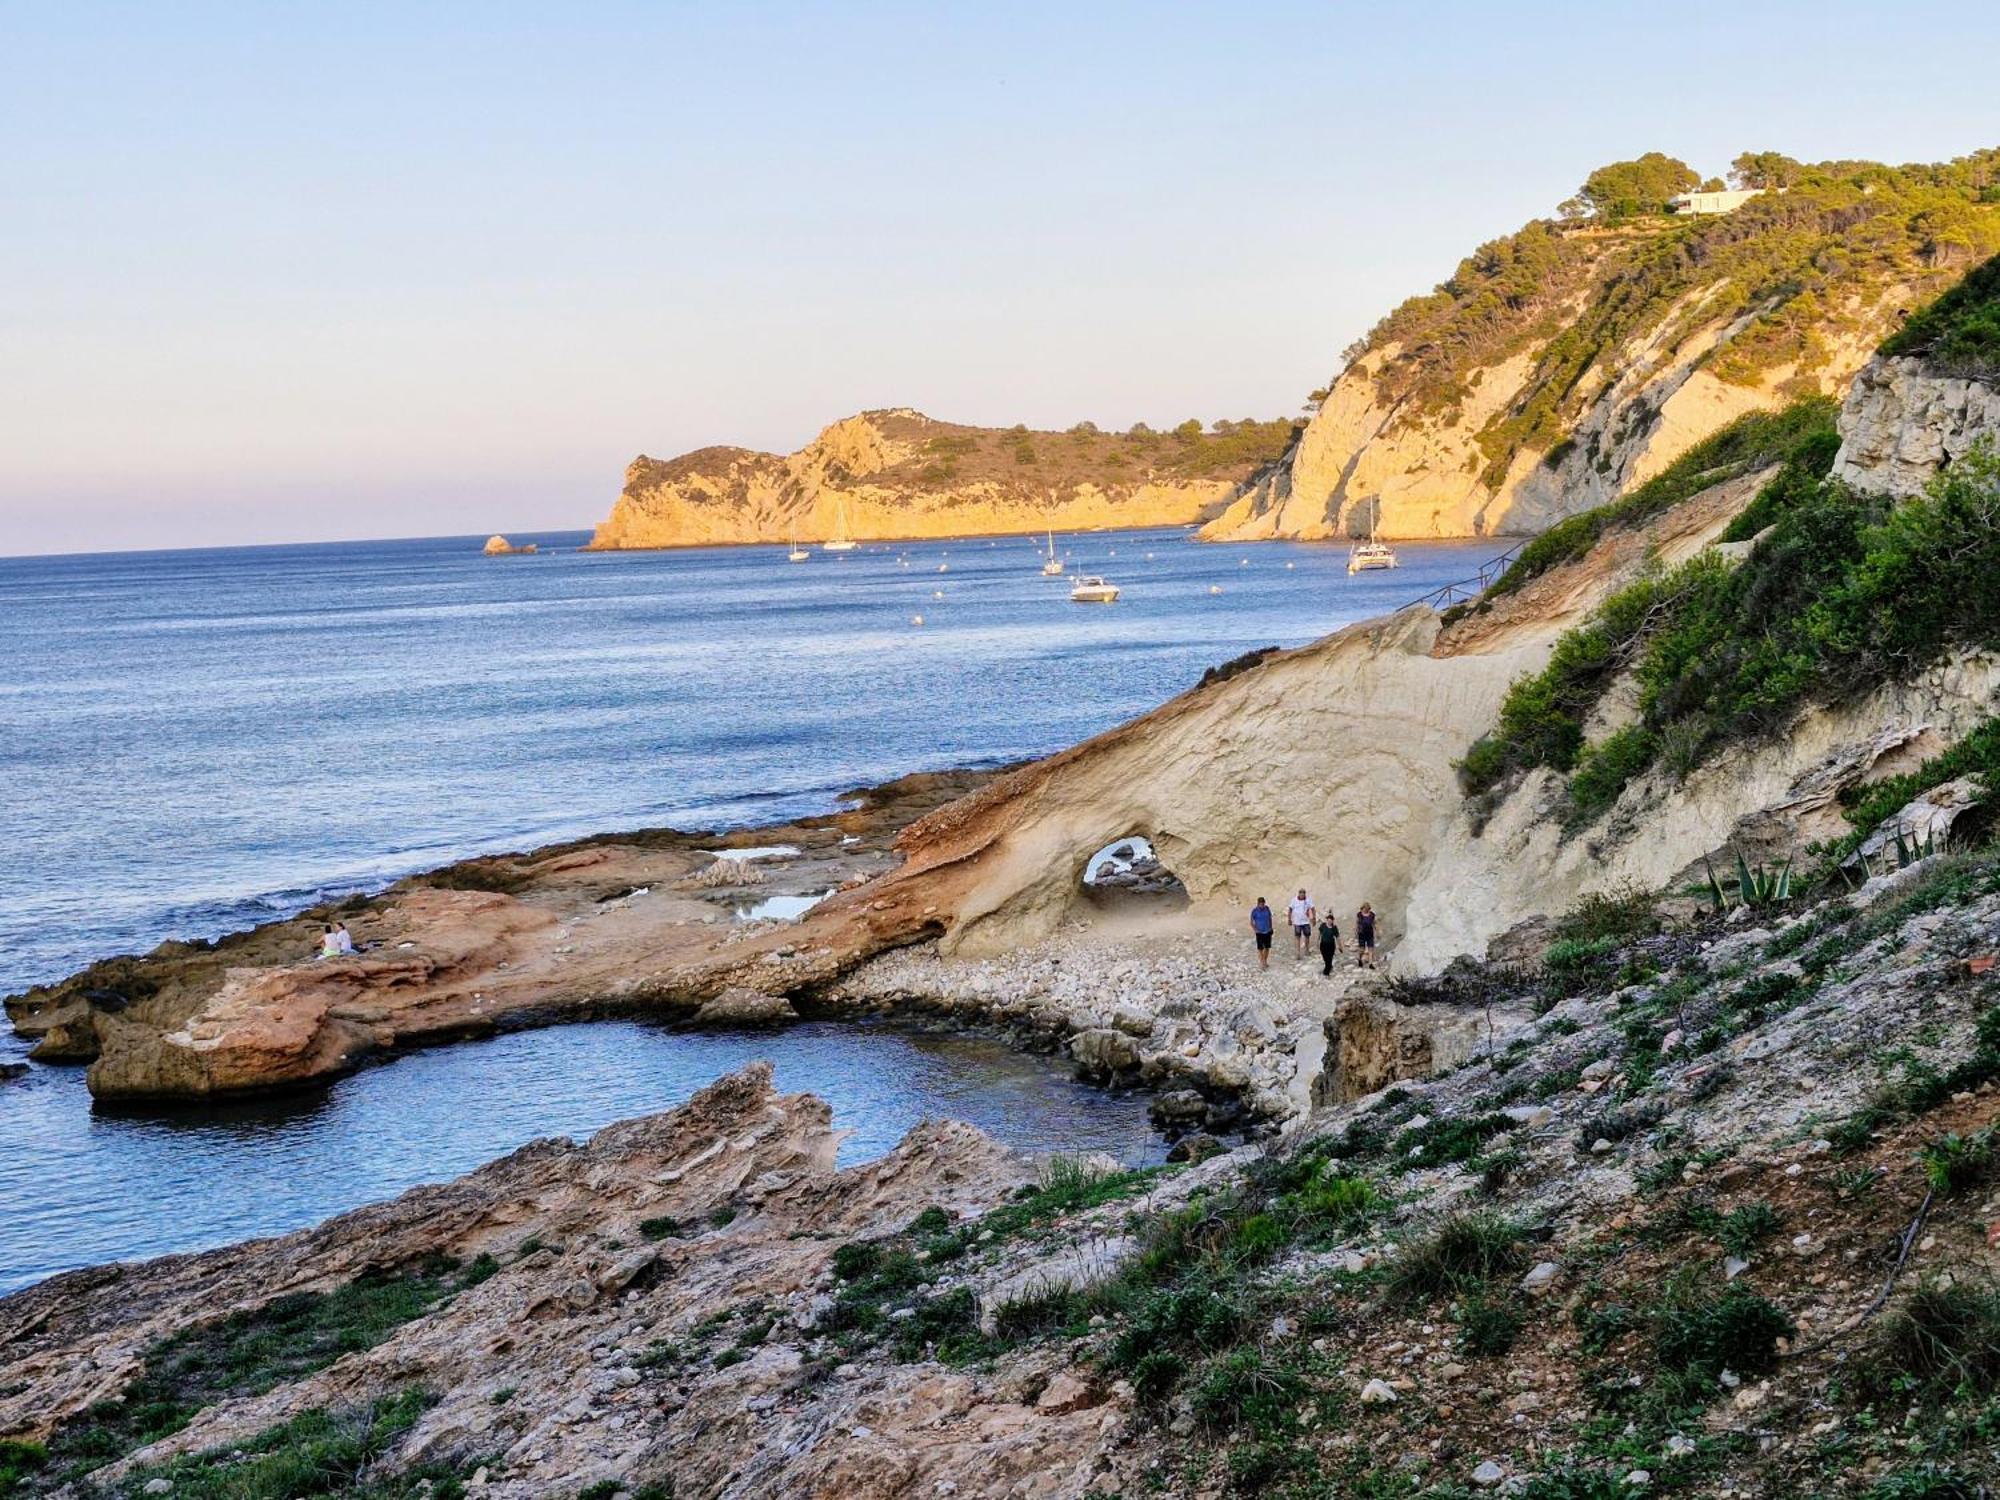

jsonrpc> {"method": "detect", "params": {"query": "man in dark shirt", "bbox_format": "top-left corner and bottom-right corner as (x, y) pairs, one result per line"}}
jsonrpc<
(1249, 897), (1275, 968)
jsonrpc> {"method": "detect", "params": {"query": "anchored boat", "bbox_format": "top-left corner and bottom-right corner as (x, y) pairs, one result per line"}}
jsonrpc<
(1070, 575), (1120, 603)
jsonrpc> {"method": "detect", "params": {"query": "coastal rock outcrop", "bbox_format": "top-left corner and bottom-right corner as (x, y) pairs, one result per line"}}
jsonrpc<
(586, 409), (1289, 549)
(1831, 353), (2000, 496)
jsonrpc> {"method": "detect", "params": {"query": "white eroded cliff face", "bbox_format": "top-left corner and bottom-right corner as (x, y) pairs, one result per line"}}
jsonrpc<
(1201, 294), (1886, 544)
(886, 470), (1761, 963)
(1832, 354), (2000, 497)
(882, 449), (1999, 975)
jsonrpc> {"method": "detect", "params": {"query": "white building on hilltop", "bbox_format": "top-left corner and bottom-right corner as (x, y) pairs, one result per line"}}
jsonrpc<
(1668, 187), (1764, 216)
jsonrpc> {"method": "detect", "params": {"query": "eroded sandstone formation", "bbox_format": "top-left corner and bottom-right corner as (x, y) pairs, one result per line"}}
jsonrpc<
(587, 410), (1285, 549)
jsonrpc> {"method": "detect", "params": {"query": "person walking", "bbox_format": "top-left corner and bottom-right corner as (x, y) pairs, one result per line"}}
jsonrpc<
(1317, 912), (1342, 975)
(1288, 889), (1315, 959)
(1248, 897), (1275, 969)
(1355, 903), (1378, 969)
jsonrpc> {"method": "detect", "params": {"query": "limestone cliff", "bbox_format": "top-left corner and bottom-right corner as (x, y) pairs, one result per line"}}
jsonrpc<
(588, 410), (1292, 548)
(1833, 356), (2000, 496)
(1204, 149), (2000, 542)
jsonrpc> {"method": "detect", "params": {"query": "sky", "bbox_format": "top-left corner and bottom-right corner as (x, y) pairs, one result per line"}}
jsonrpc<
(3, 2), (1998, 556)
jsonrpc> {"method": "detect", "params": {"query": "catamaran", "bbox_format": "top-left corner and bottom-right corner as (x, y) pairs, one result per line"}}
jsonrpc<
(822, 495), (857, 552)
(1347, 503), (1399, 573)
(1040, 531), (1064, 576)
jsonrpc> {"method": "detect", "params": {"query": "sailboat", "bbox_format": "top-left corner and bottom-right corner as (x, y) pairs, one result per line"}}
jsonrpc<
(822, 495), (857, 553)
(1040, 530), (1064, 576)
(1347, 499), (1399, 574)
(786, 529), (809, 563)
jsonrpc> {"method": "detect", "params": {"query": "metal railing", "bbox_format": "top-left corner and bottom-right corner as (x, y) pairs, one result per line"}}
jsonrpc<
(1408, 539), (1527, 611)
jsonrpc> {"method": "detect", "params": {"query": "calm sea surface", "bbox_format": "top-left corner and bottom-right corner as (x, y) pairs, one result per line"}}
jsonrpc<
(0, 525), (1499, 1291)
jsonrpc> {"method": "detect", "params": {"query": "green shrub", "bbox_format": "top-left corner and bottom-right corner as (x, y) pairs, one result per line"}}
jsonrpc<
(1552, 885), (1662, 946)
(1827, 714), (2000, 868)
(1567, 724), (1658, 825)
(1191, 1346), (1309, 1435)
(1456, 1295), (1523, 1356)
(1873, 1279), (2000, 1396)
(1652, 1281), (1794, 1378)
(1470, 439), (2000, 813)
(638, 1216), (682, 1241)
(1715, 1201), (1784, 1257)
(1864, 1467), (1985, 1500)
(1880, 250), (2000, 377)
(1390, 1214), (1526, 1301)
(1394, 1111), (1518, 1168)
(908, 1206), (951, 1236)
(1488, 398), (1840, 597)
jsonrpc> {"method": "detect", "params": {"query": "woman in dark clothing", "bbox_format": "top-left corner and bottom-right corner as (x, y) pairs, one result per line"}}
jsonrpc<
(1317, 914), (1341, 975)
(1355, 903), (1377, 968)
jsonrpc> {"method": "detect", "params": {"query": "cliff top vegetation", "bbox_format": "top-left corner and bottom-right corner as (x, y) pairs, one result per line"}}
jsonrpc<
(1338, 147), (2000, 486)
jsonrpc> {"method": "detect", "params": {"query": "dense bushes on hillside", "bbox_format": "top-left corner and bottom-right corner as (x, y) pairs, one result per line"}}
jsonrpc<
(1345, 149), (2000, 485)
(1461, 440), (2000, 828)
(1486, 398), (1840, 598)
(1880, 249), (2000, 376)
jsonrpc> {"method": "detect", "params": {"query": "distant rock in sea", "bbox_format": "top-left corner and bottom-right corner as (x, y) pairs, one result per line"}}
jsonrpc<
(482, 535), (536, 555)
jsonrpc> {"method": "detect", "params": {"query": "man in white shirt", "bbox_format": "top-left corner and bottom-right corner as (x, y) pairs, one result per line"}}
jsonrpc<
(1287, 889), (1315, 959)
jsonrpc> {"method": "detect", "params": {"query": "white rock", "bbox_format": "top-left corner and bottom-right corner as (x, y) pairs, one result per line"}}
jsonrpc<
(1471, 1460), (1507, 1487)
(1626, 1471), (1652, 1487)
(1520, 1261), (1559, 1293)
(1358, 1378), (1399, 1405)
(1723, 1256), (1750, 1280)
(1664, 1435), (1696, 1459)
(143, 1484), (174, 1497)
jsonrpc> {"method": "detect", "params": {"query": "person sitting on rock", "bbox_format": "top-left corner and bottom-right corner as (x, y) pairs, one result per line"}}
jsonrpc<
(332, 922), (356, 955)
(1318, 912), (1342, 976)
(1355, 903), (1378, 969)
(317, 925), (341, 959)
(1248, 897), (1275, 969)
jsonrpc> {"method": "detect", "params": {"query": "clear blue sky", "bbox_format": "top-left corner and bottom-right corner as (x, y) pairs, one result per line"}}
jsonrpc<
(4, 1), (1998, 555)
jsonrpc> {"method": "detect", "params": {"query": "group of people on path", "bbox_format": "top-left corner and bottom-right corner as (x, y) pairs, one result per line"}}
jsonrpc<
(1248, 891), (1377, 974)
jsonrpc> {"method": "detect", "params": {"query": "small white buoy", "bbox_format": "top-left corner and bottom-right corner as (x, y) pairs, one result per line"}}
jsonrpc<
(1145, 551), (1155, 559)
(1209, 584), (1223, 595)
(1286, 561), (1296, 569)
(911, 614), (924, 625)
(1240, 557), (1249, 566)
(938, 563), (948, 573)
(932, 589), (944, 599)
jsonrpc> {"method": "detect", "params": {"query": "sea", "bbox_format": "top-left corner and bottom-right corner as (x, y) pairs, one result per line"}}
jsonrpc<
(0, 525), (1500, 1291)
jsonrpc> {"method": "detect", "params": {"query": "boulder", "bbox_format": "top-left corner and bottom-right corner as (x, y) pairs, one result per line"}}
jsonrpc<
(1069, 1029), (1140, 1076)
(694, 988), (798, 1026)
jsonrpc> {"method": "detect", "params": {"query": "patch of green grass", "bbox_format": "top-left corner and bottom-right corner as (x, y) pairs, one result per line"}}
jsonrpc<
(1651, 1279), (1794, 1380)
(39, 1259), (485, 1485)
(1393, 1111), (1519, 1168)
(637, 1216), (683, 1241)
(117, 1388), (467, 1500)
(1455, 1295), (1523, 1356)
(1389, 1214), (1526, 1302)
(1872, 1280), (2000, 1397)
(1921, 1128), (1999, 1197)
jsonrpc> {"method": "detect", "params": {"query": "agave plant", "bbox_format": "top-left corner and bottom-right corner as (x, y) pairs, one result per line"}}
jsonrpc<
(1891, 822), (1938, 870)
(1703, 848), (1794, 911)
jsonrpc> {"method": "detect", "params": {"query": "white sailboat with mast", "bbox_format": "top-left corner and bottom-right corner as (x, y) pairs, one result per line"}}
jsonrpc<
(822, 494), (857, 553)
(1040, 529), (1064, 576)
(1347, 498), (1398, 573)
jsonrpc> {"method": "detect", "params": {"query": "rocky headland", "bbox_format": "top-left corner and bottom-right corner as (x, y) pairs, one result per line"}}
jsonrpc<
(586, 411), (1293, 550)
